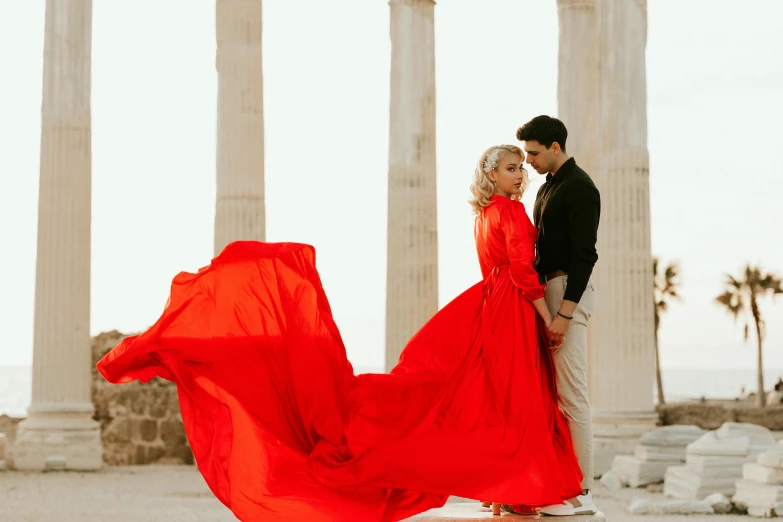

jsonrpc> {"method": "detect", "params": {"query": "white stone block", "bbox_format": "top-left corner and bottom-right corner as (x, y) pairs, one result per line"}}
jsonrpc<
(704, 493), (732, 514)
(627, 498), (650, 515)
(638, 425), (705, 447)
(599, 470), (624, 489)
(718, 422), (776, 444)
(687, 431), (750, 457)
(627, 497), (713, 515)
(748, 504), (783, 518)
(0, 460), (6, 471)
(635, 444), (686, 462)
(758, 448), (783, 469)
(733, 479), (783, 518)
(664, 466), (738, 499)
(718, 423), (776, 457)
(612, 455), (674, 487)
(735, 479), (783, 504)
(686, 454), (747, 476)
(744, 463), (783, 485)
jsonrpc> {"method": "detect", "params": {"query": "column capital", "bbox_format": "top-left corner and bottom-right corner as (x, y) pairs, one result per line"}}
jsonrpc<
(557, 0), (596, 10)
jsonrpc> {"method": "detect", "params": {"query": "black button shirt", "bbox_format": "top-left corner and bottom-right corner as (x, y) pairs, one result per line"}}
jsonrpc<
(532, 158), (600, 303)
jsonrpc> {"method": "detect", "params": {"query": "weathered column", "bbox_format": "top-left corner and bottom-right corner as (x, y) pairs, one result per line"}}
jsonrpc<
(593, 0), (657, 474)
(14, 0), (102, 471)
(214, 0), (265, 256)
(385, 0), (438, 372)
(556, 0), (599, 175)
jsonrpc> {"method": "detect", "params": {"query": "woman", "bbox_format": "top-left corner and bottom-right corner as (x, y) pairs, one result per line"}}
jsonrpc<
(97, 145), (583, 521)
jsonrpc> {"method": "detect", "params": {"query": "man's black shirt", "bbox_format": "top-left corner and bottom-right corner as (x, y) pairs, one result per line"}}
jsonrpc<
(532, 157), (600, 303)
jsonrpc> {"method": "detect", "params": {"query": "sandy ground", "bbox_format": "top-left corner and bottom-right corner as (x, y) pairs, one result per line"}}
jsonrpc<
(0, 466), (754, 521)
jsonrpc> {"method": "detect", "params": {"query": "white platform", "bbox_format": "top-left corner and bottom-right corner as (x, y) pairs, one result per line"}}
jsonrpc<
(406, 503), (606, 521)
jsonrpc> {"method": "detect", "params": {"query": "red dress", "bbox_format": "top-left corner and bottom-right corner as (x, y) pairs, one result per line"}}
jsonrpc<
(97, 195), (582, 522)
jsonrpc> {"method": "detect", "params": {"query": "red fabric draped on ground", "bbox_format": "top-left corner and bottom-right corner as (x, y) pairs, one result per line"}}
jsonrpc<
(97, 240), (582, 522)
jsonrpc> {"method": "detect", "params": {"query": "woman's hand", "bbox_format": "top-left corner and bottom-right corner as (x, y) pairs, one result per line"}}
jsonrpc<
(531, 298), (554, 331)
(543, 313), (553, 330)
(542, 313), (563, 350)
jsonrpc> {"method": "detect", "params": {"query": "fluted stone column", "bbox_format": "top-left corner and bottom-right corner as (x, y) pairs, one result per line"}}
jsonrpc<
(592, 0), (655, 414)
(558, 0), (656, 475)
(214, 0), (265, 256)
(14, 0), (102, 471)
(557, 0), (599, 175)
(385, 0), (438, 372)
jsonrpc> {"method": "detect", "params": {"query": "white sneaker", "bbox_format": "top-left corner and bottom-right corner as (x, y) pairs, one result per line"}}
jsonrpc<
(539, 491), (597, 516)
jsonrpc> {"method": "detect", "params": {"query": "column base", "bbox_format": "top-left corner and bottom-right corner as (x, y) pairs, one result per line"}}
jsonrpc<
(592, 410), (658, 478)
(12, 404), (103, 471)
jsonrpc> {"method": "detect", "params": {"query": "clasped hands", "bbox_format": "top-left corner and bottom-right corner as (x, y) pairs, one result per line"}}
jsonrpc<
(544, 300), (577, 350)
(544, 314), (569, 349)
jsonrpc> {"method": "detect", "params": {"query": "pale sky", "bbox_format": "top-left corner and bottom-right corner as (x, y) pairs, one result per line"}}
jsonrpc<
(1, 1), (782, 373)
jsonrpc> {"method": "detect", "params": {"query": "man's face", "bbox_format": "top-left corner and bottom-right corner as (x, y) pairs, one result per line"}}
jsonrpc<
(523, 140), (556, 175)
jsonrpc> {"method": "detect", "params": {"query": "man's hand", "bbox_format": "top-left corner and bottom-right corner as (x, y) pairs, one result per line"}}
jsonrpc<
(547, 314), (570, 349)
(547, 299), (578, 349)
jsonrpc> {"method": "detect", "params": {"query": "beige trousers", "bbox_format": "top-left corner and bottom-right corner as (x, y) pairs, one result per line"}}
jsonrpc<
(544, 275), (597, 490)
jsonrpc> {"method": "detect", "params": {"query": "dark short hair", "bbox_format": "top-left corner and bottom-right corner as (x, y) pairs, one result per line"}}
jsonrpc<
(516, 115), (568, 153)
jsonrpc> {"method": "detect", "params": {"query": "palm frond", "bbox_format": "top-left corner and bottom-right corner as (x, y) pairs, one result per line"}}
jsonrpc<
(745, 265), (756, 286)
(654, 259), (682, 314)
(716, 290), (743, 319)
(759, 274), (783, 293)
(720, 265), (782, 365)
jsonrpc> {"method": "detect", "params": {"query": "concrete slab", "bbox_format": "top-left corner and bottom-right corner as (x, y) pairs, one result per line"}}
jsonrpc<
(406, 502), (606, 521)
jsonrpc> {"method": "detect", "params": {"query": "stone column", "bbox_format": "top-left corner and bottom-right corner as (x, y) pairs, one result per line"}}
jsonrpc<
(593, 0), (657, 474)
(13, 0), (102, 471)
(214, 0), (265, 256)
(385, 0), (438, 372)
(556, 0), (599, 175)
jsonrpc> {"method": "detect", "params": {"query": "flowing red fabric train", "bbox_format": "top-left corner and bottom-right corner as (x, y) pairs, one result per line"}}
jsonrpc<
(97, 197), (583, 522)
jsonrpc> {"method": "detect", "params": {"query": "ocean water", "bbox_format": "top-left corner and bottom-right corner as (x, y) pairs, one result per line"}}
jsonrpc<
(2, 365), (782, 417)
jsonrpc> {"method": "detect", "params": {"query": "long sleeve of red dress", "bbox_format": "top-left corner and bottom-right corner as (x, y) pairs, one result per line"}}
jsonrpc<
(501, 201), (546, 302)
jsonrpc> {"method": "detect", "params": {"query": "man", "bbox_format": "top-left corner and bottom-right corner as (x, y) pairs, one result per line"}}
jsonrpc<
(517, 115), (600, 516)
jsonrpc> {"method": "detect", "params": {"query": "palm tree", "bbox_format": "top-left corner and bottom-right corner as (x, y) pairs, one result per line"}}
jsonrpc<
(653, 258), (681, 405)
(716, 265), (783, 407)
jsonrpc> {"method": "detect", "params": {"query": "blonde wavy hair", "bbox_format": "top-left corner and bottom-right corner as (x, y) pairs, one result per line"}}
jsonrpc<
(468, 144), (528, 216)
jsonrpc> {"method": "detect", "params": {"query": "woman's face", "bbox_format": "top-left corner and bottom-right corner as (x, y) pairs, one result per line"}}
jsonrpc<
(489, 153), (525, 198)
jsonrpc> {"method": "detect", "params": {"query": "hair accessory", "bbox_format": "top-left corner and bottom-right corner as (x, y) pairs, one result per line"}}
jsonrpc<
(483, 148), (500, 173)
